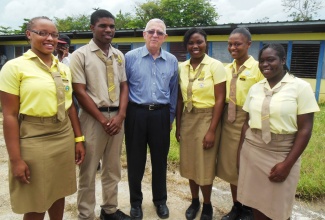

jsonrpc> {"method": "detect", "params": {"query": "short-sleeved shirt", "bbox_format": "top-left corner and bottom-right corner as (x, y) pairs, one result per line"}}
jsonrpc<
(70, 39), (126, 107)
(225, 56), (264, 106)
(178, 54), (226, 108)
(0, 50), (72, 116)
(125, 46), (178, 122)
(243, 73), (320, 134)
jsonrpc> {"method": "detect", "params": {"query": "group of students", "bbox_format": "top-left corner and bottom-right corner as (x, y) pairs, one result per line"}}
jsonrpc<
(0, 8), (320, 220)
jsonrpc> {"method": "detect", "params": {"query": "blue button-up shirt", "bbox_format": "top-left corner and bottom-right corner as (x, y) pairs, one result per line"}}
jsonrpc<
(125, 46), (178, 123)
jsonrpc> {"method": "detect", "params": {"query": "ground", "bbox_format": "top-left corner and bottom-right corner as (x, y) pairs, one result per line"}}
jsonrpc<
(0, 116), (324, 220)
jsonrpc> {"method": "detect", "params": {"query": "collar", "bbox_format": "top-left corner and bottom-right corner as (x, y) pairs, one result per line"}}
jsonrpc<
(259, 73), (294, 89)
(89, 39), (118, 58)
(24, 49), (59, 67)
(229, 56), (255, 69)
(184, 54), (210, 67)
(141, 46), (167, 60)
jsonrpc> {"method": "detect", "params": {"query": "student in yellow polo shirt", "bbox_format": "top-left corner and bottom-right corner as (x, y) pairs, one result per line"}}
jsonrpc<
(216, 27), (264, 220)
(237, 43), (319, 220)
(176, 27), (226, 220)
(0, 16), (85, 220)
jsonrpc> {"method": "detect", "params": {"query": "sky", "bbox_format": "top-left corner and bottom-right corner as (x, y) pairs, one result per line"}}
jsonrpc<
(0, 0), (325, 30)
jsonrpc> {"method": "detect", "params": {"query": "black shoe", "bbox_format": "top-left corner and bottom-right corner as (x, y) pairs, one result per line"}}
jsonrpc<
(156, 204), (169, 219)
(222, 205), (241, 220)
(185, 203), (200, 220)
(130, 206), (143, 219)
(236, 207), (254, 220)
(100, 209), (131, 220)
(200, 212), (213, 220)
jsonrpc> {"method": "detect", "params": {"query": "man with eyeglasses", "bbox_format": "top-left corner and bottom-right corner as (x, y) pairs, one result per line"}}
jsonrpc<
(125, 18), (178, 219)
(56, 34), (71, 66)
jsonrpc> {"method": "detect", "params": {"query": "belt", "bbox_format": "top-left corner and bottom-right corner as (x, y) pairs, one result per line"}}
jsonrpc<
(184, 107), (213, 113)
(129, 101), (169, 110)
(19, 112), (68, 123)
(98, 107), (119, 112)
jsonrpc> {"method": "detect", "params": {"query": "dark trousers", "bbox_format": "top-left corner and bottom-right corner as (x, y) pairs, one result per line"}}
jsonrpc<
(125, 103), (170, 207)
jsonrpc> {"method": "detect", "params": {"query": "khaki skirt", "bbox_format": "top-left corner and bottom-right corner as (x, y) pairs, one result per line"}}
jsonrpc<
(216, 105), (247, 185)
(180, 108), (221, 185)
(237, 128), (299, 220)
(9, 114), (76, 214)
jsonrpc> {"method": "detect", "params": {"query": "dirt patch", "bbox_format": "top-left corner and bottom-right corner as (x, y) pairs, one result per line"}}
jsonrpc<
(0, 116), (324, 219)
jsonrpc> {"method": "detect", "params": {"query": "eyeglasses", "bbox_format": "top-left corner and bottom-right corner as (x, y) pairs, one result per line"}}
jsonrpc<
(145, 30), (165, 36)
(30, 30), (59, 38)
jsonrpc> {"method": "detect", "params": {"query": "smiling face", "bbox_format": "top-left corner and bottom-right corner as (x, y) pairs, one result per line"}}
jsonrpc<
(259, 47), (286, 84)
(228, 33), (251, 61)
(187, 33), (207, 60)
(91, 17), (115, 47)
(26, 18), (58, 58)
(143, 21), (167, 52)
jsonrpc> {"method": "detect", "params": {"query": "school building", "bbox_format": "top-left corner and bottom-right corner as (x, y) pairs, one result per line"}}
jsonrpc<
(1, 20), (324, 102)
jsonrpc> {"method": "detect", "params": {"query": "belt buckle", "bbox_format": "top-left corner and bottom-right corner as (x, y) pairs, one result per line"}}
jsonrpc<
(149, 104), (155, 110)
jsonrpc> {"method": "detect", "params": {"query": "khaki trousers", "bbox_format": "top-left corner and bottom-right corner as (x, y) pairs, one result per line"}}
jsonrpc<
(77, 109), (124, 220)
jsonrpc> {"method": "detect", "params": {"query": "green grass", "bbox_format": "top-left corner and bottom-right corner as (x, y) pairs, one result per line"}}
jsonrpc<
(168, 104), (325, 200)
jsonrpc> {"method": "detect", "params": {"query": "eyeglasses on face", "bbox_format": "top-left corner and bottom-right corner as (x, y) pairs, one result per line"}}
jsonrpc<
(29, 30), (59, 38)
(145, 30), (165, 36)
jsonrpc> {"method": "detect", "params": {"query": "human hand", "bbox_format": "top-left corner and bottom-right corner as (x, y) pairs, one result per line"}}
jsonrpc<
(269, 161), (291, 183)
(75, 142), (85, 165)
(202, 130), (215, 149)
(106, 114), (123, 136)
(175, 128), (180, 142)
(11, 159), (30, 184)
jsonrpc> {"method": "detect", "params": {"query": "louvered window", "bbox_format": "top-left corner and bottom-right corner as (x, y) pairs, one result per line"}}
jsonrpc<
(169, 42), (187, 62)
(290, 44), (319, 78)
(117, 44), (131, 55)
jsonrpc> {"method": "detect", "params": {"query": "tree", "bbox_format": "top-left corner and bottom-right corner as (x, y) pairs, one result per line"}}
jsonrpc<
(115, 10), (144, 29)
(134, 0), (219, 28)
(282, 0), (323, 21)
(54, 14), (90, 31)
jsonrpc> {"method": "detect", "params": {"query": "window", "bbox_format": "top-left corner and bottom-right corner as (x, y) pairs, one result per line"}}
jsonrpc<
(117, 45), (131, 55)
(169, 42), (187, 62)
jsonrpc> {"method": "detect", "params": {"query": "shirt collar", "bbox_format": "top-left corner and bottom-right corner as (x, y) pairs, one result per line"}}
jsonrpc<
(89, 39), (118, 58)
(184, 54), (210, 67)
(259, 72), (294, 89)
(141, 46), (167, 60)
(24, 49), (59, 67)
(230, 56), (255, 69)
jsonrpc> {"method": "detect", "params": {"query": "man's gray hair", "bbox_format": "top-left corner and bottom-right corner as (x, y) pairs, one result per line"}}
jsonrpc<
(144, 18), (166, 34)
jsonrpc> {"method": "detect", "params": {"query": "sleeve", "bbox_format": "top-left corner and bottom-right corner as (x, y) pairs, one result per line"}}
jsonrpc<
(297, 81), (320, 115)
(169, 57), (179, 123)
(211, 60), (227, 85)
(242, 86), (253, 112)
(0, 62), (20, 96)
(70, 50), (86, 84)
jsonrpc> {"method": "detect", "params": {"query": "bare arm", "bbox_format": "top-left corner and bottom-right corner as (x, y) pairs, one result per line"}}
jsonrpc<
(72, 83), (110, 132)
(269, 113), (314, 182)
(68, 100), (85, 165)
(175, 85), (183, 142)
(0, 91), (30, 184)
(203, 81), (226, 149)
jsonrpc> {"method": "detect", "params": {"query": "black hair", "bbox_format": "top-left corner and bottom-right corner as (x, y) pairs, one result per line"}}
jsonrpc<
(230, 27), (252, 42)
(258, 43), (290, 72)
(26, 16), (52, 31)
(90, 9), (115, 25)
(183, 28), (207, 48)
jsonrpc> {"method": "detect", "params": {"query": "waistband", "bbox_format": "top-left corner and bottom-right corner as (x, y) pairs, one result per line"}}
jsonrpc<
(19, 112), (68, 124)
(184, 107), (213, 113)
(98, 107), (119, 112)
(250, 128), (296, 140)
(128, 101), (169, 111)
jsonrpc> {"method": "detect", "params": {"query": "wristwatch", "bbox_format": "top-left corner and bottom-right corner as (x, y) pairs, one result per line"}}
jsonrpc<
(75, 135), (85, 143)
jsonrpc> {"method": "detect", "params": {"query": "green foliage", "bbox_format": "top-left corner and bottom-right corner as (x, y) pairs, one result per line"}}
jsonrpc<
(115, 10), (144, 29)
(282, 0), (324, 21)
(135, 0), (219, 27)
(54, 14), (90, 31)
(297, 104), (325, 199)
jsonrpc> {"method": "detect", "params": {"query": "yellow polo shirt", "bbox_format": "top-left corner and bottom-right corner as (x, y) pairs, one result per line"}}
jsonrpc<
(243, 73), (320, 134)
(178, 54), (226, 108)
(225, 56), (264, 106)
(0, 50), (73, 116)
